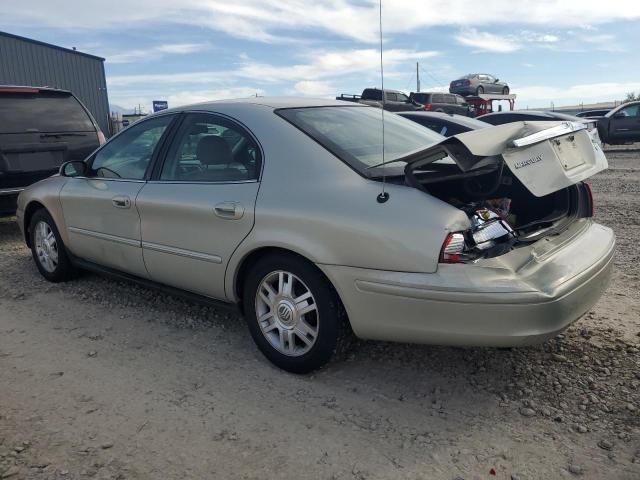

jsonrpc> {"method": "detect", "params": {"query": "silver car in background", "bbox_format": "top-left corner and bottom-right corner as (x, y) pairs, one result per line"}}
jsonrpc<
(16, 98), (614, 373)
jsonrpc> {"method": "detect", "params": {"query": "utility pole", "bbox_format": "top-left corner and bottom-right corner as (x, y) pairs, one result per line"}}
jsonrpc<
(416, 62), (420, 93)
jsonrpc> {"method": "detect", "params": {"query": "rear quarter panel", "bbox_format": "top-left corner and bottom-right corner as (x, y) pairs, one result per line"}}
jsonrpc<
(217, 104), (471, 300)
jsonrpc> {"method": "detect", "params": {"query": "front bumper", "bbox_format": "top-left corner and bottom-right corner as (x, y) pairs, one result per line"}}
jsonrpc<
(320, 219), (615, 347)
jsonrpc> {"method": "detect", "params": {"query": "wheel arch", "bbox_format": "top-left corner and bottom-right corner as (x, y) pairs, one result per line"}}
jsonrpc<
(230, 246), (347, 318)
(23, 200), (48, 247)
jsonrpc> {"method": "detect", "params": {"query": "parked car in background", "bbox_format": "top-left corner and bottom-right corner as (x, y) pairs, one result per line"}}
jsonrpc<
(0, 86), (104, 216)
(398, 111), (488, 137)
(575, 109), (610, 119)
(479, 110), (600, 144)
(449, 74), (509, 96)
(597, 101), (640, 145)
(480, 110), (588, 125)
(17, 97), (613, 373)
(409, 92), (469, 115)
(336, 88), (423, 112)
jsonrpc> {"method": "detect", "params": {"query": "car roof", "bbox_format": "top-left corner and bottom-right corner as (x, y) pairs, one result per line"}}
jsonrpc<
(398, 111), (489, 129)
(159, 96), (366, 114)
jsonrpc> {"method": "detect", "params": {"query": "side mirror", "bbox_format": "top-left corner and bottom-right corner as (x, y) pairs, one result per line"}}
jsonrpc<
(60, 160), (88, 177)
(613, 112), (626, 119)
(494, 78), (500, 82)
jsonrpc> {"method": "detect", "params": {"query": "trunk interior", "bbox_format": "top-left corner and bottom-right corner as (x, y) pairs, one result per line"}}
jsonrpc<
(401, 160), (592, 261)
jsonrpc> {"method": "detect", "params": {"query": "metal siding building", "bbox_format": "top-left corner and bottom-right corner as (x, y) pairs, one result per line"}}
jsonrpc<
(0, 31), (110, 135)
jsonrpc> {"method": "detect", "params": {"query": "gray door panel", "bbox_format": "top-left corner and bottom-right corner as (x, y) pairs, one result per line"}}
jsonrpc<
(60, 179), (148, 277)
(137, 182), (259, 299)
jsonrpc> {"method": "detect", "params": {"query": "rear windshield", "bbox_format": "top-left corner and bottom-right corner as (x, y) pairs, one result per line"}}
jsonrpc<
(0, 91), (95, 134)
(411, 93), (431, 103)
(361, 89), (382, 101)
(277, 106), (443, 175)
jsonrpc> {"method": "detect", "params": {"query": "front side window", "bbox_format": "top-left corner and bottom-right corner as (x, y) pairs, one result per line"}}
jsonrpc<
(396, 93), (410, 103)
(619, 105), (640, 117)
(277, 106), (443, 176)
(160, 113), (260, 182)
(90, 115), (173, 179)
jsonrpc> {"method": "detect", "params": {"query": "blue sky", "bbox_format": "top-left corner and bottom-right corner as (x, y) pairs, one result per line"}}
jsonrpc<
(3, 1), (640, 112)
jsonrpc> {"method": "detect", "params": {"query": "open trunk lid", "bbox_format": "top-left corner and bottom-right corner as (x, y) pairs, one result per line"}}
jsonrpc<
(404, 121), (607, 197)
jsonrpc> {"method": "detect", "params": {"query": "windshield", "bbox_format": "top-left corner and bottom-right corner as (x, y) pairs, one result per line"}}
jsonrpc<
(277, 106), (443, 175)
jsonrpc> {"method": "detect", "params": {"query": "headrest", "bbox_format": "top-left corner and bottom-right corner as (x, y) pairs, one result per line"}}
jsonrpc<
(196, 135), (233, 166)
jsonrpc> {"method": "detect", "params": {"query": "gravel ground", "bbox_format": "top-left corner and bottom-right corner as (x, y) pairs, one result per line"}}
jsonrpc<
(1, 151), (639, 480)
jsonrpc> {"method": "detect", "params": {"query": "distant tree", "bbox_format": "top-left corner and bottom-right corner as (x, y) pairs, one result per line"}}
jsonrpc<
(623, 92), (639, 103)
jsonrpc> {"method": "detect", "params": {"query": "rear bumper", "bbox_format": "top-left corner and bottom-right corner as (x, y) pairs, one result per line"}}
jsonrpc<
(320, 220), (615, 346)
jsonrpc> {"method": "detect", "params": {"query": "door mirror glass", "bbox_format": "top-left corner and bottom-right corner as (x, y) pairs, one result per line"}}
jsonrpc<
(60, 160), (87, 177)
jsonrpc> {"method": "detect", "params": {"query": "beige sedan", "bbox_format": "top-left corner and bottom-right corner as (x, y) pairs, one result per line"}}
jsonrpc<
(16, 98), (614, 373)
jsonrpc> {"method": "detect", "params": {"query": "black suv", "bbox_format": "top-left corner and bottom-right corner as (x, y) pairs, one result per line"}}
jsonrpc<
(409, 92), (470, 116)
(0, 86), (104, 215)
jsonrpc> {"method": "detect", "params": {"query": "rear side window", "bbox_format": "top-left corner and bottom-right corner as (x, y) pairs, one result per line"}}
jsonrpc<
(0, 91), (95, 134)
(411, 93), (430, 103)
(432, 94), (445, 103)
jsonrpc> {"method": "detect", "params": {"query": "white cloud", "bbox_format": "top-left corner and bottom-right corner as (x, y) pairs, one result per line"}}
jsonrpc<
(107, 48), (438, 88)
(455, 29), (521, 53)
(515, 81), (640, 107)
(3, 1), (640, 44)
(107, 43), (208, 63)
(237, 49), (439, 82)
(294, 80), (335, 96)
(455, 28), (560, 53)
(107, 72), (227, 87)
(109, 87), (265, 110)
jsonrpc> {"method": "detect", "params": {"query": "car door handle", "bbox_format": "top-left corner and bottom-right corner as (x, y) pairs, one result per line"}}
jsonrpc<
(214, 202), (244, 220)
(112, 195), (131, 209)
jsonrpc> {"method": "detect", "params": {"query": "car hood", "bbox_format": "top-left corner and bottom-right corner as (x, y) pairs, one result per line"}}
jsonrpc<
(403, 121), (607, 197)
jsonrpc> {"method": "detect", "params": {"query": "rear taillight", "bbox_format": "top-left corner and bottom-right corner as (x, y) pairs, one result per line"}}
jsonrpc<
(97, 130), (106, 145)
(439, 233), (465, 263)
(584, 182), (594, 217)
(464, 79), (471, 86)
(424, 103), (433, 111)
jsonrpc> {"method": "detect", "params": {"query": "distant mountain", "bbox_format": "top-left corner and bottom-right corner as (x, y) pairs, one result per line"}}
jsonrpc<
(109, 104), (134, 115)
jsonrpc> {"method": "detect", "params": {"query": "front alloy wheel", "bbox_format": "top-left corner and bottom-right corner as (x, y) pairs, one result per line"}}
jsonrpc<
(29, 209), (74, 282)
(34, 220), (59, 273)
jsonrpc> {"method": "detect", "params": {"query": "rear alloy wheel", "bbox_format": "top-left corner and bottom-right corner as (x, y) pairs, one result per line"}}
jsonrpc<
(476, 86), (484, 95)
(29, 209), (74, 282)
(502, 86), (510, 95)
(243, 254), (350, 373)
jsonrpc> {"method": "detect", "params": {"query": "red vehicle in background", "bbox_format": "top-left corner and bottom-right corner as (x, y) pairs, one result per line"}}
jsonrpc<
(466, 93), (516, 117)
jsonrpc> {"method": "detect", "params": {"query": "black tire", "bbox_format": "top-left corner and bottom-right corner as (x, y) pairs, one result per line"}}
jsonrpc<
(242, 253), (351, 374)
(29, 209), (74, 282)
(476, 86), (484, 95)
(502, 86), (510, 95)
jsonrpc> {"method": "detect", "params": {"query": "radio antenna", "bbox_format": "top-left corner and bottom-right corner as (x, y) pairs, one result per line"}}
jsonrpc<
(376, 0), (389, 203)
